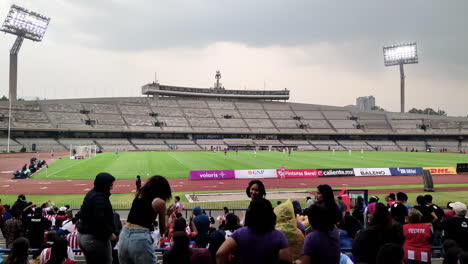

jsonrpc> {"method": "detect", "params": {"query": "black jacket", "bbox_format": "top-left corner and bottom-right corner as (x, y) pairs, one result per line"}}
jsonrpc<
(77, 173), (115, 240)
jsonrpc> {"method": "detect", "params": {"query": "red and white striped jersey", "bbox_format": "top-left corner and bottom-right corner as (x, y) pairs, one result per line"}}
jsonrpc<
(66, 231), (82, 256)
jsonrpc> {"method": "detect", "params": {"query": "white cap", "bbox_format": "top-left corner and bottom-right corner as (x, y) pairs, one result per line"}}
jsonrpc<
(59, 206), (67, 211)
(449, 202), (467, 217)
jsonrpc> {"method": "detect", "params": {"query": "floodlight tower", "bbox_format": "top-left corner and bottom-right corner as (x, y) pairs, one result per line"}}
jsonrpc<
(1, 5), (51, 101)
(383, 42), (418, 113)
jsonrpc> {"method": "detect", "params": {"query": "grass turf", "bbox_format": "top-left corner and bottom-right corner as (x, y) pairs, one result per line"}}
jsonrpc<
(32, 151), (468, 180)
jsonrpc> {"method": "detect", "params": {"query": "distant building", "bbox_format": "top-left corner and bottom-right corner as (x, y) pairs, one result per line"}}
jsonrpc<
(356, 96), (376, 110)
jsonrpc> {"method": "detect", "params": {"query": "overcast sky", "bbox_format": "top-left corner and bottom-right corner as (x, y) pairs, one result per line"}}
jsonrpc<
(1, 0), (467, 116)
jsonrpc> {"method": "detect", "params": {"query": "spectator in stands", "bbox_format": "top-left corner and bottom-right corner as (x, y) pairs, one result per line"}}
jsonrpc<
(385, 193), (397, 208)
(61, 212), (76, 234)
(414, 195), (438, 224)
(296, 203), (340, 264)
(4, 209), (24, 248)
(246, 180), (266, 200)
(353, 203), (405, 264)
(376, 243), (405, 264)
(305, 196), (314, 209)
(77, 172), (116, 264)
(338, 212), (362, 249)
(352, 196), (365, 226)
(441, 202), (468, 250)
(163, 231), (212, 264)
(118, 175), (172, 264)
(11, 194), (28, 213)
(3, 237), (31, 264)
(1, 204), (12, 237)
(192, 206), (210, 248)
(174, 196), (184, 214)
(316, 184), (341, 225)
(445, 202), (456, 219)
(390, 202), (408, 226)
(216, 198), (291, 264)
(425, 194), (445, 246)
(403, 208), (431, 264)
(41, 236), (75, 264)
(274, 199), (305, 260)
(396, 192), (412, 209)
(27, 208), (50, 249)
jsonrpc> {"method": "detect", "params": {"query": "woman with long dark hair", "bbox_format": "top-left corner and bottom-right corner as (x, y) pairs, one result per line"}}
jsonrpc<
(3, 237), (31, 264)
(316, 184), (341, 224)
(353, 203), (404, 264)
(46, 237), (75, 264)
(163, 231), (212, 264)
(297, 204), (340, 264)
(118, 175), (172, 264)
(216, 198), (291, 264)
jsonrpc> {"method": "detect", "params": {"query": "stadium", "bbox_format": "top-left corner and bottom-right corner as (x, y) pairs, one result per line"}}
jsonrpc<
(1, 2), (468, 264)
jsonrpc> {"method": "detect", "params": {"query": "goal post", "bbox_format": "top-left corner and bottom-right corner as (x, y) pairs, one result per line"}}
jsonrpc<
(70, 145), (97, 159)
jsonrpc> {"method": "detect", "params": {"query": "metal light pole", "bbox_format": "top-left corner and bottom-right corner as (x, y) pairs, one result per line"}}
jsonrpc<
(383, 43), (418, 113)
(1, 5), (51, 101)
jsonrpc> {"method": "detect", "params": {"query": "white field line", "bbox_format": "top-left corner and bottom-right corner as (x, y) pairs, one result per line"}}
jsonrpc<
(46, 159), (92, 177)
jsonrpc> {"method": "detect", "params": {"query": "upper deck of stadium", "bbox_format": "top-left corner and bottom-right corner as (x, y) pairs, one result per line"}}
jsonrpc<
(0, 96), (467, 136)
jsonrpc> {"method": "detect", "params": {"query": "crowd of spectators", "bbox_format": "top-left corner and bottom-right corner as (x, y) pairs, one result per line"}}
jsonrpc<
(1, 175), (468, 264)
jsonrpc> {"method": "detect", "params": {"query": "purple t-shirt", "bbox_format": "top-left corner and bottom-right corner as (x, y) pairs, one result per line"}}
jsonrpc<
(302, 227), (340, 264)
(231, 227), (288, 264)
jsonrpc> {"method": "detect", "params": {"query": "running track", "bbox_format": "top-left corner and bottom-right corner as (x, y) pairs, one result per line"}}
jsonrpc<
(1, 152), (467, 195)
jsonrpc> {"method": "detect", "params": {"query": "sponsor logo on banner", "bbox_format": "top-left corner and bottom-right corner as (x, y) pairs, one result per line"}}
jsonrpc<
(235, 169), (277, 179)
(317, 169), (355, 177)
(189, 170), (235, 180)
(354, 168), (391, 176)
(390, 167), (423, 176)
(276, 169), (318, 178)
(423, 167), (457, 175)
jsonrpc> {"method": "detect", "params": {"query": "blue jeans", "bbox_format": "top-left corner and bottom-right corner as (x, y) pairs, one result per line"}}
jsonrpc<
(79, 234), (113, 264)
(118, 226), (157, 264)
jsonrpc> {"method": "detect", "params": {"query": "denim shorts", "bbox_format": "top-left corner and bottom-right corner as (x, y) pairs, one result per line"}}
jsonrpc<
(118, 226), (157, 264)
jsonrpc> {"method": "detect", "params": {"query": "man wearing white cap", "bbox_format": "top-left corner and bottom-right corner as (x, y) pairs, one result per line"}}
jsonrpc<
(441, 201), (468, 250)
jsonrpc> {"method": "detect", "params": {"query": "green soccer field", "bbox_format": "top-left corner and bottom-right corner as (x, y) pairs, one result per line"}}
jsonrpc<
(32, 151), (468, 180)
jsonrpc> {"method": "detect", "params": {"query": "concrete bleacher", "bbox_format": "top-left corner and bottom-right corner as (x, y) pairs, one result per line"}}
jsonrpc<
(119, 104), (151, 115)
(16, 138), (66, 151)
(396, 140), (427, 151)
(272, 119), (301, 128)
(216, 118), (248, 128)
(366, 140), (401, 151)
(292, 110), (324, 119)
(89, 114), (126, 125)
(81, 103), (118, 114)
(0, 138), (22, 152)
(338, 140), (374, 150)
(124, 115), (155, 126)
(239, 109), (269, 119)
(426, 140), (459, 152)
(224, 138), (253, 146)
(253, 139), (283, 146)
(211, 109), (240, 118)
(187, 118), (219, 128)
(207, 100), (236, 109)
(243, 118), (275, 128)
(266, 110), (295, 119)
(322, 110), (350, 120)
(150, 107), (184, 117)
(183, 108), (213, 118)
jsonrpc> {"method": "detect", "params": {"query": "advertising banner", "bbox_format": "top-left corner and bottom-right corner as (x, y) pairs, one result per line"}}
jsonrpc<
(189, 170), (235, 180)
(235, 169), (278, 179)
(354, 168), (391, 176)
(317, 169), (355, 177)
(390, 167), (423, 176)
(276, 169), (319, 178)
(422, 167), (457, 175)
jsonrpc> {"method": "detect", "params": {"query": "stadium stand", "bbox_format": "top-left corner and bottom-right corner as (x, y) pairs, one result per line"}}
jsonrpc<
(1, 97), (468, 153)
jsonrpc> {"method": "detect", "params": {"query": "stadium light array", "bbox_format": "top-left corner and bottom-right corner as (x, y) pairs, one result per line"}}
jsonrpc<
(383, 42), (418, 113)
(1, 5), (51, 42)
(1, 5), (50, 101)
